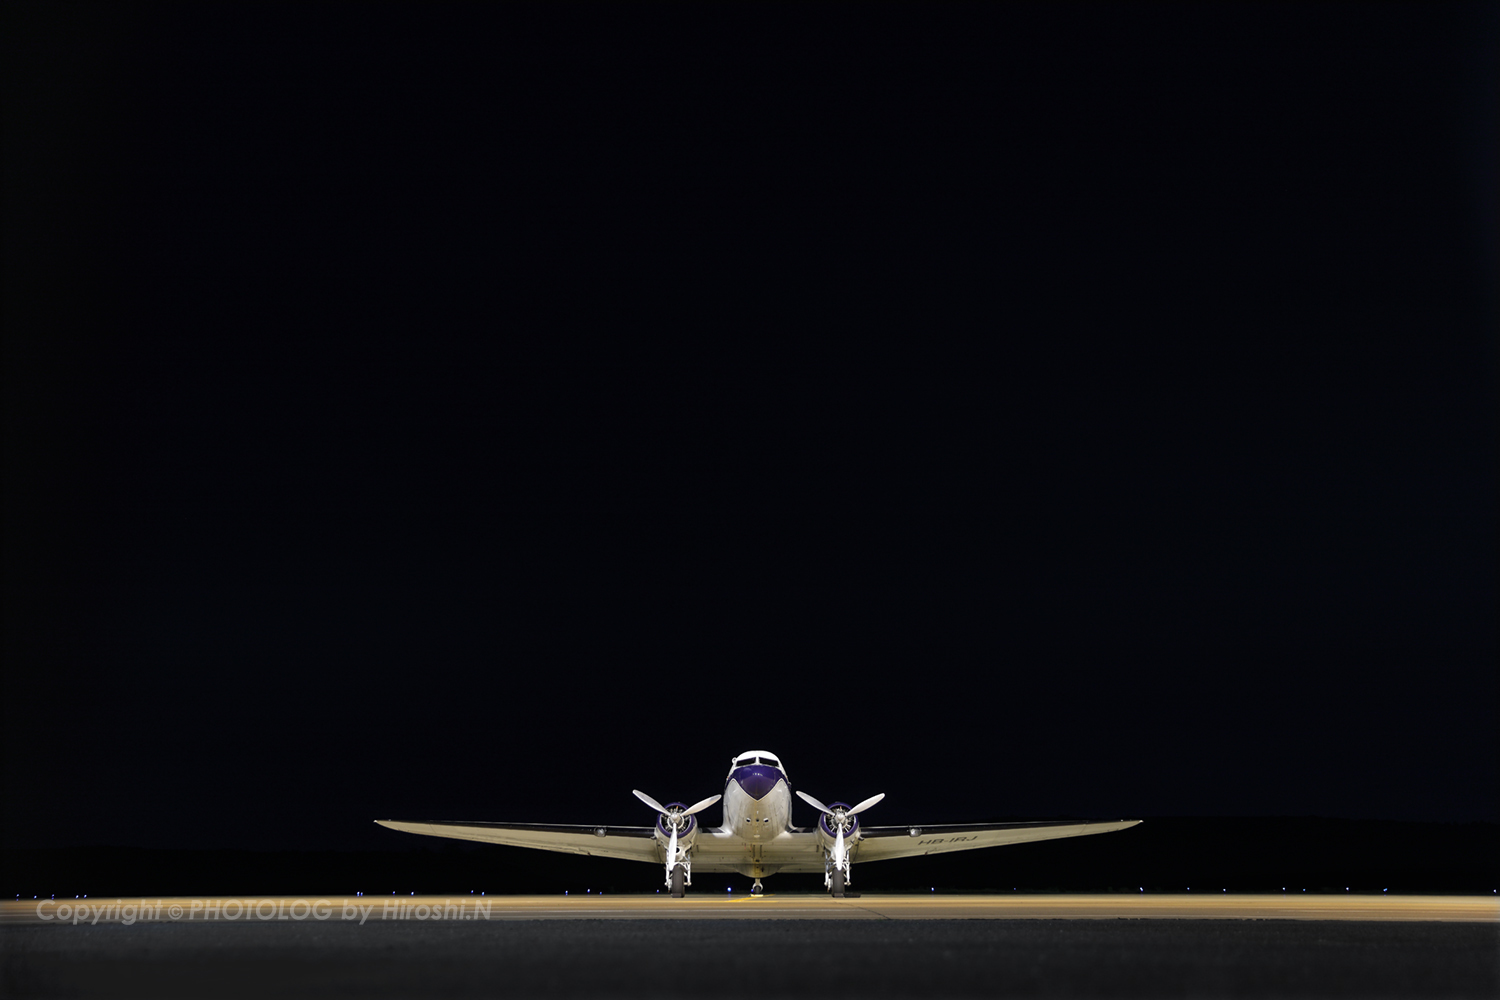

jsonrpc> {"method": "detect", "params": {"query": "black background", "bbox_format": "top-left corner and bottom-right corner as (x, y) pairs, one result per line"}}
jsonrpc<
(3, 3), (1495, 892)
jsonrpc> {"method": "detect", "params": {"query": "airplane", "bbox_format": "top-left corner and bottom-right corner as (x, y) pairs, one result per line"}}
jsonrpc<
(377, 749), (1141, 897)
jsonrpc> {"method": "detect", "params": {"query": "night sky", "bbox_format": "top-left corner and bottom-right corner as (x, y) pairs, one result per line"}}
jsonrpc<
(4, 3), (1495, 855)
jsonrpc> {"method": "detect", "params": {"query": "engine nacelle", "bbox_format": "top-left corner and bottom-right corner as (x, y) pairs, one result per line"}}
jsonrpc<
(655, 804), (700, 847)
(816, 803), (860, 845)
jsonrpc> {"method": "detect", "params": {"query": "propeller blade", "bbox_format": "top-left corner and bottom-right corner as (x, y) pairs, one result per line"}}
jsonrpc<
(849, 793), (886, 816)
(632, 789), (670, 815)
(796, 790), (834, 815)
(682, 794), (722, 816)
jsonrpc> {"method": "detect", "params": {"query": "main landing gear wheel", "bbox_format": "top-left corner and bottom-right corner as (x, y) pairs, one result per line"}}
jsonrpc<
(830, 869), (845, 898)
(670, 864), (686, 898)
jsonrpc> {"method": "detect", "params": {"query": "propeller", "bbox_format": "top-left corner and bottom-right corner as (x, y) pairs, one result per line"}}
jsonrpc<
(632, 790), (721, 828)
(796, 790), (885, 829)
(633, 790), (722, 882)
(796, 790), (884, 887)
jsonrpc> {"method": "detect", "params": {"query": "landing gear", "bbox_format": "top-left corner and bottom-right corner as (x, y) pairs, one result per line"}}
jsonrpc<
(669, 864), (686, 898)
(751, 880), (764, 896)
(830, 868), (846, 898)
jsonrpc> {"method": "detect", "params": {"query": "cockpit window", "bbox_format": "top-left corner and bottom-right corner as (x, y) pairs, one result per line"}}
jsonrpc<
(734, 755), (781, 769)
(731, 754), (783, 771)
(732, 755), (780, 773)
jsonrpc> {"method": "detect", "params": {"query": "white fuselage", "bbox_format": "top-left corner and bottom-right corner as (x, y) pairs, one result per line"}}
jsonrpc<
(722, 765), (793, 842)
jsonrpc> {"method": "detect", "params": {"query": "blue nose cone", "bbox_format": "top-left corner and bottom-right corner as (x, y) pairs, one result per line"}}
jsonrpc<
(732, 765), (782, 800)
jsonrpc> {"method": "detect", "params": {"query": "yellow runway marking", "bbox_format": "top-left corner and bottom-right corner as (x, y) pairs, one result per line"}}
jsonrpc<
(4, 894), (1495, 924)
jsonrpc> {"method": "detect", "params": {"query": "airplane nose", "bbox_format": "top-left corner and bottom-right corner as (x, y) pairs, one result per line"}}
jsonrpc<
(733, 765), (781, 800)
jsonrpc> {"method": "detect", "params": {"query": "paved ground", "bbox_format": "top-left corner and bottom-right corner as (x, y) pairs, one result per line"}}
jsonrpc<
(3, 917), (1497, 998)
(5, 892), (1497, 923)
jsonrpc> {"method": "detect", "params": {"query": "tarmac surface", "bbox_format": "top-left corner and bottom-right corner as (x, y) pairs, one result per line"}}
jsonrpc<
(4, 892), (1497, 923)
(4, 913), (1497, 999)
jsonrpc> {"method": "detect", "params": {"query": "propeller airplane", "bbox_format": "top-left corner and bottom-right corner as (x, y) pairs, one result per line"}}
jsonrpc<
(377, 750), (1140, 897)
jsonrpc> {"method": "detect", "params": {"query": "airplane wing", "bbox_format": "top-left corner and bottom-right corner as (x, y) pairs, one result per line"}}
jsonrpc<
(854, 819), (1141, 862)
(375, 819), (661, 863)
